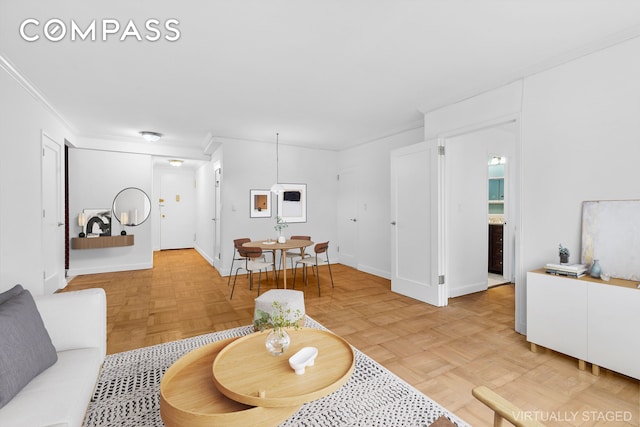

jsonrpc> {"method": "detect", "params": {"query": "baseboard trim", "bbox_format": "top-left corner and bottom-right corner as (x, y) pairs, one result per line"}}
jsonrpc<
(194, 245), (214, 266)
(67, 262), (153, 276)
(357, 264), (391, 280)
(448, 281), (487, 298)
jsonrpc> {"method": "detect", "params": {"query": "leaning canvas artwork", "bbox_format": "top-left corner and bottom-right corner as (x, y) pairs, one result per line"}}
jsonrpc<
(581, 200), (640, 281)
(83, 209), (112, 237)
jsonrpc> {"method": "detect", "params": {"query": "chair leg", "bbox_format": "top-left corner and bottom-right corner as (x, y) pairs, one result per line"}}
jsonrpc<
(257, 270), (262, 296)
(227, 249), (237, 287)
(230, 267), (242, 299)
(326, 254), (335, 288)
(292, 262), (298, 289)
(315, 264), (321, 296)
(273, 252), (280, 284)
(272, 266), (278, 288)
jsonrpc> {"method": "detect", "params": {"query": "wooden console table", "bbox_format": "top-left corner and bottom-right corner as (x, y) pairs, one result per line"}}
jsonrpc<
(71, 235), (134, 249)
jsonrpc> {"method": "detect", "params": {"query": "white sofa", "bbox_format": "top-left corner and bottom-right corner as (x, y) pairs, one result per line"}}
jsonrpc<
(0, 288), (106, 427)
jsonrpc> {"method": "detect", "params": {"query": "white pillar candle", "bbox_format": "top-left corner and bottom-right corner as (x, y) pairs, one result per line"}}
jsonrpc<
(78, 212), (86, 226)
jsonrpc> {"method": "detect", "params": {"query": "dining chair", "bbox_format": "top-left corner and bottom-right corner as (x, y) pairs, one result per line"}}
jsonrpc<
(230, 246), (275, 299)
(292, 241), (334, 296)
(227, 238), (251, 287)
(283, 235), (311, 271)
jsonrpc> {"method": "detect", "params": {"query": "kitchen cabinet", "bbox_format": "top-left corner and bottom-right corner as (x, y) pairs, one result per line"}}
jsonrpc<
(488, 178), (504, 201)
(488, 224), (503, 274)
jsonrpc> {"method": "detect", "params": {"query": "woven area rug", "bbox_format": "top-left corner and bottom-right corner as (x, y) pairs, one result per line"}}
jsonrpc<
(83, 318), (470, 427)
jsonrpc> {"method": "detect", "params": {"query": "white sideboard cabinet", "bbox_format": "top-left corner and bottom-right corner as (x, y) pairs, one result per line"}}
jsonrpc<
(527, 269), (640, 380)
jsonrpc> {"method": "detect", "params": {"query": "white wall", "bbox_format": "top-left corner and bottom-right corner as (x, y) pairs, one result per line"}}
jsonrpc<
(338, 127), (424, 278)
(68, 148), (153, 275)
(215, 138), (338, 277)
(0, 68), (73, 295)
(423, 36), (640, 334)
(520, 37), (640, 281)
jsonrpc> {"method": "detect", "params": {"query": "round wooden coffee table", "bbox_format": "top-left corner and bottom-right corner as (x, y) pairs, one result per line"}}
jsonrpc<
(160, 337), (301, 427)
(212, 328), (355, 408)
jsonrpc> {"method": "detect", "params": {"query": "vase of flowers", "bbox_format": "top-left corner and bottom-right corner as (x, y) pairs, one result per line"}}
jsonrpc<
(254, 301), (302, 356)
(274, 216), (288, 243)
(264, 328), (291, 356)
(558, 244), (569, 264)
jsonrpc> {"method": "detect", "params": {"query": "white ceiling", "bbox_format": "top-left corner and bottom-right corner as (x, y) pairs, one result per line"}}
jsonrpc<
(2, 1), (640, 157)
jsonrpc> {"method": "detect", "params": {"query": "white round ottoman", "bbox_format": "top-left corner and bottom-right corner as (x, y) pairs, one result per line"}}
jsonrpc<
(253, 289), (306, 328)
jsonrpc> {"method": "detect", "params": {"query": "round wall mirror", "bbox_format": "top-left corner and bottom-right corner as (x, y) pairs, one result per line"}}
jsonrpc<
(112, 187), (151, 226)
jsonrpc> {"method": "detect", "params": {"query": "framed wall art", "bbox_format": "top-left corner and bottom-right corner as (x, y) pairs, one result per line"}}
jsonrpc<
(277, 183), (307, 223)
(250, 189), (271, 218)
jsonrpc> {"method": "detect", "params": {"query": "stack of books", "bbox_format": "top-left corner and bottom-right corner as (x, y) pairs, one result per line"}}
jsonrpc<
(545, 263), (587, 278)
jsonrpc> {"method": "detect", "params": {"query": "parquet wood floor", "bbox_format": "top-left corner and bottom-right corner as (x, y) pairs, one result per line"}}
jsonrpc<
(64, 249), (639, 426)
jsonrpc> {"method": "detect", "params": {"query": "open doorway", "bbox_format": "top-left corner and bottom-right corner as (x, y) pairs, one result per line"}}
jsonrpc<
(445, 120), (517, 298)
(488, 155), (510, 287)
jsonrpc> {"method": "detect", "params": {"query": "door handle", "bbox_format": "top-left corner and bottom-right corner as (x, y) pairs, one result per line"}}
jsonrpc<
(390, 221), (397, 225)
(57, 222), (64, 227)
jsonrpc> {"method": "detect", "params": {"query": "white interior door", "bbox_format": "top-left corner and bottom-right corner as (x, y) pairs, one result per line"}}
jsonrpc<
(214, 166), (222, 264)
(390, 142), (446, 306)
(160, 171), (196, 250)
(42, 133), (63, 293)
(445, 135), (489, 297)
(337, 168), (358, 268)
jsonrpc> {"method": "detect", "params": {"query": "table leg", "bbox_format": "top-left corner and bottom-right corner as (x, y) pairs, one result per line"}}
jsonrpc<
(281, 249), (287, 288)
(271, 249), (277, 284)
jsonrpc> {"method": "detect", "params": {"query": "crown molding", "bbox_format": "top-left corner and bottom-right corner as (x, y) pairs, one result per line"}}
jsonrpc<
(75, 136), (211, 161)
(344, 118), (425, 150)
(0, 53), (76, 132)
(418, 24), (640, 115)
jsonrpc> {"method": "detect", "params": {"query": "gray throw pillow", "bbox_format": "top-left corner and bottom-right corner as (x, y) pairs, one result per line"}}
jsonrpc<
(0, 284), (24, 305)
(0, 289), (58, 409)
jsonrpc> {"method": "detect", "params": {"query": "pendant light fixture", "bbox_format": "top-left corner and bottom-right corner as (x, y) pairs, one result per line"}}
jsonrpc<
(270, 132), (285, 194)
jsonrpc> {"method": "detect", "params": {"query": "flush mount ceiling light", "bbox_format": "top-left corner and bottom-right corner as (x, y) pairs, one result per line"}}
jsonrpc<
(168, 159), (183, 167)
(489, 156), (506, 165)
(140, 131), (162, 142)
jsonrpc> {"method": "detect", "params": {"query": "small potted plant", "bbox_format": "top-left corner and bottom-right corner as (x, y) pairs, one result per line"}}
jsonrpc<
(254, 301), (302, 356)
(274, 216), (288, 243)
(559, 244), (569, 264)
